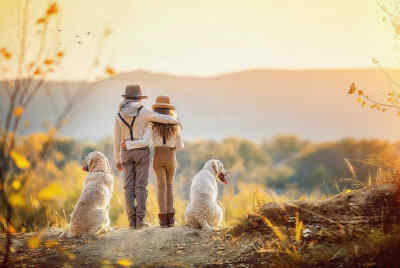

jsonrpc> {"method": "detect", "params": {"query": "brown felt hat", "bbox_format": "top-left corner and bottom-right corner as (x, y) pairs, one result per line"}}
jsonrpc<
(152, 96), (176, 110)
(122, 85), (148, 100)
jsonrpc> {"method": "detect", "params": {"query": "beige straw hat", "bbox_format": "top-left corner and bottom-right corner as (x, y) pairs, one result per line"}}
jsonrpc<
(152, 96), (176, 110)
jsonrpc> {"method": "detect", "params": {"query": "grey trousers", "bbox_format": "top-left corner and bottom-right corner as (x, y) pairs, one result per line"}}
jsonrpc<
(121, 147), (150, 227)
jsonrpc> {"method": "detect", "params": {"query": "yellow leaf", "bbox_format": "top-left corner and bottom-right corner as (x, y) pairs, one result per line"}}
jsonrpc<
(44, 239), (57, 248)
(12, 180), (21, 190)
(36, 17), (46, 24)
(117, 259), (133, 266)
(13, 106), (24, 117)
(348, 83), (356, 94)
(44, 59), (54, 65)
(46, 3), (59, 16)
(38, 182), (63, 201)
(10, 151), (30, 170)
(7, 226), (16, 234)
(371, 58), (379, 64)
(356, 97), (361, 103)
(105, 67), (116, 76)
(65, 252), (76, 260)
(361, 101), (366, 107)
(9, 193), (25, 207)
(27, 236), (40, 249)
(344, 189), (352, 193)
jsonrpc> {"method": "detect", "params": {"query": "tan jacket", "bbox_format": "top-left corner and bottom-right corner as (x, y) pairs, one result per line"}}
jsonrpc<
(114, 101), (178, 165)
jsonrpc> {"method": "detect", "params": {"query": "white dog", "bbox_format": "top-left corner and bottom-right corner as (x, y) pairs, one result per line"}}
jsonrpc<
(69, 151), (114, 237)
(184, 159), (228, 230)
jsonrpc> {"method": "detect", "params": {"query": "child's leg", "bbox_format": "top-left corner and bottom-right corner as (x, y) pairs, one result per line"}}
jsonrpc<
(133, 148), (150, 225)
(154, 165), (168, 214)
(165, 158), (177, 214)
(122, 160), (136, 228)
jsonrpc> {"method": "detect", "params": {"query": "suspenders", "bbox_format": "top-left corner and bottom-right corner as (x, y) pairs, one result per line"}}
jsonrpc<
(118, 106), (144, 141)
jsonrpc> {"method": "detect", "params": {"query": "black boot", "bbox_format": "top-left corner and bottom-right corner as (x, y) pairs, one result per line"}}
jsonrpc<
(167, 212), (175, 227)
(159, 214), (168, 228)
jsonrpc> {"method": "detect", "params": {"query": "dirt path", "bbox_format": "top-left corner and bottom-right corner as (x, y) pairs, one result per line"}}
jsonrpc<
(4, 225), (256, 267)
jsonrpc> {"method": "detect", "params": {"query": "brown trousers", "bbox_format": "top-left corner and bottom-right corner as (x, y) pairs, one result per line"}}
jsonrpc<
(153, 147), (177, 214)
(121, 147), (150, 226)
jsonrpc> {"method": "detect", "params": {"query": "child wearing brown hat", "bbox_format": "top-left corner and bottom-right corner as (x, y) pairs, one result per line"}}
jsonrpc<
(125, 96), (184, 228)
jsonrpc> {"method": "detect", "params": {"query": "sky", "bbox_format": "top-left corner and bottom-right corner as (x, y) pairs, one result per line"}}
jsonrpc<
(0, 0), (396, 78)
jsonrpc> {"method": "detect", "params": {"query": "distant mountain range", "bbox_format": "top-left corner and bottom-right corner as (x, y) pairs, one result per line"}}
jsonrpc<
(1, 68), (399, 142)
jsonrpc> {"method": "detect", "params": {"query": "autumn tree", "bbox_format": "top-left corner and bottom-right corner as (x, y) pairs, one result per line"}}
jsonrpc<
(348, 0), (400, 114)
(0, 1), (115, 266)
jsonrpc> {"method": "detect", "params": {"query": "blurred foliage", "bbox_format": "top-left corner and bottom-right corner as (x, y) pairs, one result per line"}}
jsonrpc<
(1, 133), (399, 232)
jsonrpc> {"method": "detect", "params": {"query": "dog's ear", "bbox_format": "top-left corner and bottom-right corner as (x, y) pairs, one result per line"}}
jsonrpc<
(211, 160), (218, 175)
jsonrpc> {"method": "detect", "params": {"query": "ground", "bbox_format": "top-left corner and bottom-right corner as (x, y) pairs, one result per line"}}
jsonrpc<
(2, 184), (400, 267)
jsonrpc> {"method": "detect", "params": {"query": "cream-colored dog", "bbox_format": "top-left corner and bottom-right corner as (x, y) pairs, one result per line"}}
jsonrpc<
(69, 151), (114, 237)
(184, 159), (228, 230)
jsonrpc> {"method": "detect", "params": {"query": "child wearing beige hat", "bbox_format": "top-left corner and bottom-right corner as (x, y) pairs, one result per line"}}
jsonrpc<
(124, 96), (184, 227)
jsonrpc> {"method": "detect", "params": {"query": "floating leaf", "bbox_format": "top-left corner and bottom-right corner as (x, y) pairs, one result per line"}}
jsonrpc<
(36, 17), (47, 24)
(361, 101), (366, 107)
(0, 48), (12, 60)
(348, 83), (356, 94)
(46, 3), (59, 16)
(33, 68), (42, 76)
(371, 58), (380, 64)
(105, 67), (116, 76)
(11, 151), (30, 169)
(44, 59), (54, 65)
(27, 236), (40, 249)
(13, 106), (24, 117)
(117, 259), (132, 267)
(56, 51), (64, 58)
(12, 180), (21, 190)
(356, 97), (361, 103)
(357, 90), (364, 96)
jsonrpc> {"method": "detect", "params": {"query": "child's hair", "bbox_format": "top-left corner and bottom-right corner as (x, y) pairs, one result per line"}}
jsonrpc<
(152, 107), (180, 141)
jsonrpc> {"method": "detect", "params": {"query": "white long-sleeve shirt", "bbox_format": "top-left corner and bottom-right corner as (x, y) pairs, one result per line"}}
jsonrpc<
(114, 101), (179, 164)
(126, 124), (184, 150)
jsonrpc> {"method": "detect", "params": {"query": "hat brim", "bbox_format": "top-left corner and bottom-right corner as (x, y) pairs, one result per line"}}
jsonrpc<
(152, 103), (176, 110)
(122, 95), (148, 99)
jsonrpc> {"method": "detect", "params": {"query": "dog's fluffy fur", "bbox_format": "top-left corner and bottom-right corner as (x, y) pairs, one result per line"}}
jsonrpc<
(184, 159), (227, 230)
(69, 151), (114, 237)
